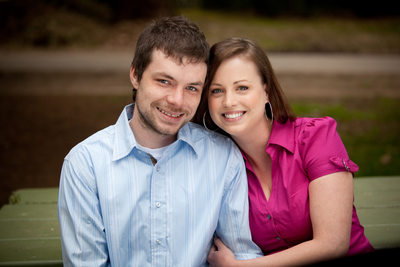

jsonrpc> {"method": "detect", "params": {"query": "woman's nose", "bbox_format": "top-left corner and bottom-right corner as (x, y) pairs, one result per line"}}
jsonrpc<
(222, 91), (236, 107)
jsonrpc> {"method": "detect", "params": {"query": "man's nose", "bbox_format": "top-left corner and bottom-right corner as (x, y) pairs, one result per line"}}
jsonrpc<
(166, 87), (184, 107)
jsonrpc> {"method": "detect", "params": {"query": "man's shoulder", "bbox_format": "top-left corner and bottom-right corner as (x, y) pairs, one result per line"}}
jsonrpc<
(182, 123), (242, 163)
(184, 122), (234, 147)
(65, 125), (115, 161)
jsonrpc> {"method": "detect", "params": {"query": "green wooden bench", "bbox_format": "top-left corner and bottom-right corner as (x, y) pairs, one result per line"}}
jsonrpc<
(0, 188), (61, 266)
(0, 176), (399, 266)
(8, 188), (59, 206)
(354, 176), (400, 249)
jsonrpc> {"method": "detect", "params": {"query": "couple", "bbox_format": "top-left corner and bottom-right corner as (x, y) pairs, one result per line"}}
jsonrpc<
(58, 16), (373, 266)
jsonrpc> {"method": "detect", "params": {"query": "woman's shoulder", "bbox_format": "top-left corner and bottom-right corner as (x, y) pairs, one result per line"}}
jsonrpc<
(294, 116), (337, 128)
(293, 116), (338, 135)
(291, 117), (358, 178)
(291, 116), (342, 150)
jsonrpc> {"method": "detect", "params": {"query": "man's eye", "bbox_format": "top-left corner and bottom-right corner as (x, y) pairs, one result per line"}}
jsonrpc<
(158, 79), (169, 85)
(187, 86), (198, 92)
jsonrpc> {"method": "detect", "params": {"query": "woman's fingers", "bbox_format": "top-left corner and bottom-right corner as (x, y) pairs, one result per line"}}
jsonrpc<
(207, 244), (217, 262)
(208, 237), (237, 267)
(214, 237), (227, 250)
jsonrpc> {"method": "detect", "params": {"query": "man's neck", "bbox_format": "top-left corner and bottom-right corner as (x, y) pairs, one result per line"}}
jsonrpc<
(129, 116), (177, 149)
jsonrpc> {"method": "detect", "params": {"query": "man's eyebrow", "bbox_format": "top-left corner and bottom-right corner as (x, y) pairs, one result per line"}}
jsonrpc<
(153, 72), (175, 81)
(189, 81), (204, 86)
(153, 72), (203, 86)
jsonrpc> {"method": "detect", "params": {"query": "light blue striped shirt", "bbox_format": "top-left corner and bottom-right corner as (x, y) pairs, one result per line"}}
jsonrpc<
(58, 104), (262, 266)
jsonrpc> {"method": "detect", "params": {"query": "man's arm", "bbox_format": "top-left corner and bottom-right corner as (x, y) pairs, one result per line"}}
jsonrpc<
(215, 146), (263, 260)
(58, 154), (109, 266)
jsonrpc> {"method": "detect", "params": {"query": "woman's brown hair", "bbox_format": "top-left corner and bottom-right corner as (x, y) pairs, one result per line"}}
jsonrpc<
(194, 37), (295, 130)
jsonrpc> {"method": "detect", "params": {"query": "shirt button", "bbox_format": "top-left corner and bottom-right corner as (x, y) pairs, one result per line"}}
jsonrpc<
(155, 202), (161, 208)
(156, 166), (160, 172)
(267, 214), (271, 220)
(156, 239), (161, 245)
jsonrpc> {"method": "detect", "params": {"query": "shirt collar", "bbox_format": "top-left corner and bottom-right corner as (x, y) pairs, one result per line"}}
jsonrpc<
(112, 104), (137, 161)
(176, 122), (202, 156)
(112, 104), (199, 161)
(267, 119), (296, 154)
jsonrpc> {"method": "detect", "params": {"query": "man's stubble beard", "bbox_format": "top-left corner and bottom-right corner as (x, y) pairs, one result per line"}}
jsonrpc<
(136, 102), (173, 137)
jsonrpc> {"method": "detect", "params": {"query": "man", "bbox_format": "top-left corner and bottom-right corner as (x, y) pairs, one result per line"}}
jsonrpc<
(58, 16), (261, 266)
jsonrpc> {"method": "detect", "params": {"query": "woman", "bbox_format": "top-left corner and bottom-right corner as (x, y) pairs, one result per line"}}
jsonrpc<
(194, 38), (374, 266)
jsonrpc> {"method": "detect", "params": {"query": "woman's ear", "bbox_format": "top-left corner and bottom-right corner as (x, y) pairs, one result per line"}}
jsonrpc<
(264, 83), (269, 103)
(130, 66), (139, 89)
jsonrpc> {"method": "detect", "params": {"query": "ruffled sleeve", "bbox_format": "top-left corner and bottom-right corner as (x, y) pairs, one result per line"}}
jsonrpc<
(298, 117), (359, 181)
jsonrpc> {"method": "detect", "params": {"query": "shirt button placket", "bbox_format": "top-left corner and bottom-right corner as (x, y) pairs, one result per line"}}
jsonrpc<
(266, 213), (282, 243)
(151, 163), (167, 263)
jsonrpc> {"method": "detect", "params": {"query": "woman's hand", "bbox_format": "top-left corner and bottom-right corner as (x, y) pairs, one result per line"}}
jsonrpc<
(207, 238), (238, 267)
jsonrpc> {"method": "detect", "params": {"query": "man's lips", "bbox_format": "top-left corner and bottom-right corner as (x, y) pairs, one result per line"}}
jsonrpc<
(157, 107), (184, 118)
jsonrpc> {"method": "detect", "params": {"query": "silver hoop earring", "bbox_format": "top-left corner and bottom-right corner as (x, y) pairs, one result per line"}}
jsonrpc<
(265, 102), (274, 121)
(203, 111), (217, 131)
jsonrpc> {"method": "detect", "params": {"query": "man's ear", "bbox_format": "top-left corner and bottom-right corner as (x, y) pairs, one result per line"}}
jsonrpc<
(130, 66), (140, 89)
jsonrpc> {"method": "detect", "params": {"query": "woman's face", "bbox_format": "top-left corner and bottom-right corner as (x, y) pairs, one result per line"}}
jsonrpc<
(208, 55), (269, 139)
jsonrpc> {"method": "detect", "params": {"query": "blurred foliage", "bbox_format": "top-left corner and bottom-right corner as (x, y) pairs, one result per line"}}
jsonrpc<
(291, 98), (400, 177)
(1, 0), (399, 50)
(197, 0), (399, 17)
(0, 0), (176, 47)
(182, 9), (400, 53)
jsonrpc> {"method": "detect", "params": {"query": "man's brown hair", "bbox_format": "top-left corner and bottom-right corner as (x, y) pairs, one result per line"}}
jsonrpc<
(131, 16), (209, 102)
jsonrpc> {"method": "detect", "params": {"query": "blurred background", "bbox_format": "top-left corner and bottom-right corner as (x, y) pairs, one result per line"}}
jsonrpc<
(0, 0), (399, 206)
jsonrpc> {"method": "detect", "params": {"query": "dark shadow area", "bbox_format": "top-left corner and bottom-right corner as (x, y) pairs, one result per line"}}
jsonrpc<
(310, 247), (400, 266)
(0, 94), (131, 206)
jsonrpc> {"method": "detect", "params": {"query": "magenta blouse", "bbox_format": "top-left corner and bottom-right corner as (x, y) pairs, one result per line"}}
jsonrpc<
(245, 117), (374, 256)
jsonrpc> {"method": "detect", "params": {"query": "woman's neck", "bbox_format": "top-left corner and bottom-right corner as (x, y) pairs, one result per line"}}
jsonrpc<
(233, 119), (272, 167)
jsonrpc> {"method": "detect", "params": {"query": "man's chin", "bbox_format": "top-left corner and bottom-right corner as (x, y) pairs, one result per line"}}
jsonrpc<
(156, 117), (190, 135)
(156, 125), (183, 136)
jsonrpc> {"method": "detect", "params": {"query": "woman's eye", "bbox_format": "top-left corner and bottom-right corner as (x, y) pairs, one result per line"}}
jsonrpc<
(238, 86), (248, 91)
(210, 88), (222, 94)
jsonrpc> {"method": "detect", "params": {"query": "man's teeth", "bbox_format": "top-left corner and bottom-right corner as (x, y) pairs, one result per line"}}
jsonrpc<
(159, 108), (182, 118)
(224, 112), (243, 119)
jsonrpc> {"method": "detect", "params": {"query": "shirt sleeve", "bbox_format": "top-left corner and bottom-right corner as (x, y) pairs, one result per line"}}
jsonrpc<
(58, 149), (110, 266)
(299, 116), (359, 181)
(215, 143), (263, 260)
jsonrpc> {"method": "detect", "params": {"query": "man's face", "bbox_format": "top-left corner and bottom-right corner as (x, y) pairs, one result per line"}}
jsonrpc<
(130, 49), (207, 141)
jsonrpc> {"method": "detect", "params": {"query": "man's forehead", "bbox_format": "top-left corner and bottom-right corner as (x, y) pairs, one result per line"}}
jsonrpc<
(152, 49), (205, 66)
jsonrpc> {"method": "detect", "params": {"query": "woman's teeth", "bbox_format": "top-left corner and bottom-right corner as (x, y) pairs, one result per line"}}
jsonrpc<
(224, 112), (244, 119)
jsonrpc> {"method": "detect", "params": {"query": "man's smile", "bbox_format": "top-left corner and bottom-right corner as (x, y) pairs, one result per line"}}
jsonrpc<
(157, 107), (184, 119)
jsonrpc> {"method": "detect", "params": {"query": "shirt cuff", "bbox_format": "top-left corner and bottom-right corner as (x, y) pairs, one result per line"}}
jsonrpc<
(235, 252), (263, 260)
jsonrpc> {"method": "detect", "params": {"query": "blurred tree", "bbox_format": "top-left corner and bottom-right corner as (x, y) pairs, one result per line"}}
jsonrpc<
(101, 0), (178, 21)
(200, 0), (399, 17)
(0, 0), (179, 47)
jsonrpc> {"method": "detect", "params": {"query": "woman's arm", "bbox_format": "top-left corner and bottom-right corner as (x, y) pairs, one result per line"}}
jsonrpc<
(208, 171), (354, 267)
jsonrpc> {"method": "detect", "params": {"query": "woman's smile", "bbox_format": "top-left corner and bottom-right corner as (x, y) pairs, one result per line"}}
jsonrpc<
(208, 56), (269, 138)
(223, 111), (246, 120)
